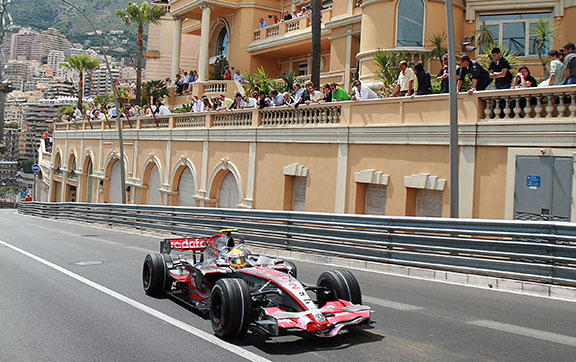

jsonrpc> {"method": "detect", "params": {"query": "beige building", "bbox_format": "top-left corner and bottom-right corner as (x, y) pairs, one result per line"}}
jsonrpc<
(160, 0), (575, 99)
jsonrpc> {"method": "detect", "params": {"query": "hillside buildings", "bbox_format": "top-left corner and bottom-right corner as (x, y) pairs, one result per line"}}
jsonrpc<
(18, 102), (58, 159)
(0, 127), (19, 186)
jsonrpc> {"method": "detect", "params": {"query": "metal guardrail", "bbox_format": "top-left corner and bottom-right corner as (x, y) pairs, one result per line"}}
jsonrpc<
(0, 201), (17, 208)
(18, 202), (576, 287)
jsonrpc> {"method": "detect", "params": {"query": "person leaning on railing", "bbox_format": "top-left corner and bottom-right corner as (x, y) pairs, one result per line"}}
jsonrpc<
(457, 55), (492, 95)
(543, 50), (566, 87)
(330, 82), (350, 102)
(562, 42), (576, 85)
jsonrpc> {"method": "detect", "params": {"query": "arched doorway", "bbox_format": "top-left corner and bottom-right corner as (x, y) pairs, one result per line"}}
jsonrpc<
(215, 26), (228, 57)
(108, 160), (123, 203)
(83, 158), (94, 203)
(217, 172), (240, 208)
(177, 167), (196, 206)
(52, 152), (62, 202)
(66, 154), (77, 202)
(145, 164), (162, 205)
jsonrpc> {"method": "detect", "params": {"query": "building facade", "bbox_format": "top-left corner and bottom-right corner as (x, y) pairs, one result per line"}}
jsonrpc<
(18, 102), (57, 159)
(0, 127), (19, 186)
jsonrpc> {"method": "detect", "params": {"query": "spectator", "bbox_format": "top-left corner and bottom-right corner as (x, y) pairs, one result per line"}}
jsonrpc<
(457, 55), (492, 94)
(182, 71), (191, 93)
(223, 69), (232, 80)
(192, 70), (199, 82)
(305, 81), (323, 104)
(414, 62), (432, 95)
(330, 82), (350, 101)
(192, 95), (203, 112)
(243, 93), (258, 109)
(390, 60), (415, 97)
(219, 94), (234, 109)
(544, 50), (566, 86)
(174, 73), (184, 95)
(351, 80), (378, 100)
(321, 83), (332, 102)
(126, 104), (138, 117)
(436, 54), (450, 94)
(268, 14), (280, 24)
(108, 105), (118, 119)
(511, 66), (537, 88)
(212, 97), (222, 111)
(488, 47), (512, 89)
(269, 89), (284, 106)
(283, 92), (295, 105)
(154, 101), (171, 115)
(283, 10), (292, 21)
(298, 6), (308, 17)
(164, 78), (171, 88)
(563, 42), (576, 84)
(257, 91), (270, 109)
(201, 97), (212, 112)
(258, 18), (268, 28)
(292, 10), (298, 18)
(72, 106), (82, 120)
(233, 70), (245, 83)
(230, 93), (246, 110)
(293, 83), (304, 103)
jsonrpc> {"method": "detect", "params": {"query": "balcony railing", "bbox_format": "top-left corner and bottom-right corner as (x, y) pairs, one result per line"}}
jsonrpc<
(51, 86), (576, 133)
(479, 86), (576, 121)
(252, 9), (332, 42)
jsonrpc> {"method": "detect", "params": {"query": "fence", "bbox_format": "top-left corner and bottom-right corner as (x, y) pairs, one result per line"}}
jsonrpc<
(18, 202), (576, 287)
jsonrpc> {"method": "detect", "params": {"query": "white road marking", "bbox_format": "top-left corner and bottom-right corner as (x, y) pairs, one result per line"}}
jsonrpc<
(362, 295), (423, 311)
(0, 238), (271, 362)
(124, 245), (153, 253)
(467, 320), (576, 347)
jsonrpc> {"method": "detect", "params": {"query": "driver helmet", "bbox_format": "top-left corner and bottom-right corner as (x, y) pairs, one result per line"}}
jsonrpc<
(226, 249), (247, 269)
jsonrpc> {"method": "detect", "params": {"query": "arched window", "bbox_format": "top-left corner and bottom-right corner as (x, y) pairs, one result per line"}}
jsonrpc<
(215, 27), (228, 56)
(396, 0), (425, 47)
(109, 160), (122, 203)
(177, 167), (196, 206)
(146, 165), (162, 205)
(217, 172), (240, 208)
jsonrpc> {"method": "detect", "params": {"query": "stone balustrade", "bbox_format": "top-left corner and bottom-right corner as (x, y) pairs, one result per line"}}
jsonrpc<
(204, 82), (228, 94)
(51, 85), (576, 133)
(479, 86), (576, 121)
(251, 9), (331, 42)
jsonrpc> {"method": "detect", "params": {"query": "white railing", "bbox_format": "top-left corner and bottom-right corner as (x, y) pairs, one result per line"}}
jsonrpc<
(212, 111), (253, 127)
(204, 82), (228, 94)
(173, 114), (206, 128)
(253, 29), (261, 41)
(260, 105), (342, 127)
(480, 87), (576, 121)
(285, 18), (301, 33)
(266, 23), (281, 37)
(141, 116), (170, 128)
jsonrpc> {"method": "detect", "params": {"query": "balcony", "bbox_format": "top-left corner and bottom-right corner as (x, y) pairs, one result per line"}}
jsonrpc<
(248, 9), (332, 54)
(52, 86), (576, 134)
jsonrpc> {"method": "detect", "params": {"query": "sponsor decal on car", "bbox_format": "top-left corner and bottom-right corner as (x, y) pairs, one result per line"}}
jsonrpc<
(169, 238), (206, 250)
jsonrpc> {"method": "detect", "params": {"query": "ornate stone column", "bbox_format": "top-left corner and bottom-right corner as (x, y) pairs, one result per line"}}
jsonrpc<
(198, 4), (212, 82)
(171, 16), (184, 82)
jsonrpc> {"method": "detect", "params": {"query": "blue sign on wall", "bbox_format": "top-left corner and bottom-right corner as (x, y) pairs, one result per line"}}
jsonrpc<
(527, 176), (541, 189)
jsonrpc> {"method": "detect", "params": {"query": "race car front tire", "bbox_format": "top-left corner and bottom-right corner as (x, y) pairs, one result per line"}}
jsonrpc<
(316, 269), (362, 306)
(209, 278), (253, 338)
(142, 253), (169, 296)
(284, 261), (298, 278)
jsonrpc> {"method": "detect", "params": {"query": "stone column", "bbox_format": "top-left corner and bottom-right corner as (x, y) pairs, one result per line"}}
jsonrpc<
(171, 16), (184, 82)
(198, 4), (212, 82)
(344, 29), (353, 92)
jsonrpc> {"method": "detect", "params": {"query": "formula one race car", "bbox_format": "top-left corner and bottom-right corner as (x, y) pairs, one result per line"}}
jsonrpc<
(142, 229), (371, 338)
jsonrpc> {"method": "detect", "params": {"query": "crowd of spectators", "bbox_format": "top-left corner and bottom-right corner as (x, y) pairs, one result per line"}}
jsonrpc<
(258, 6), (311, 28)
(390, 42), (576, 97)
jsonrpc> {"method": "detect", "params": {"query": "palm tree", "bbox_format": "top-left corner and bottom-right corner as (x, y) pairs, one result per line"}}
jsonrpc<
(530, 18), (557, 77)
(311, 0), (322, 88)
(61, 54), (100, 111)
(426, 33), (448, 67)
(116, 1), (167, 105)
(476, 22), (496, 53)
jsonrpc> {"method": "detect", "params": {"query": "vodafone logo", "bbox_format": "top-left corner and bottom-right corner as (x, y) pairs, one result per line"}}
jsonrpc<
(170, 238), (206, 250)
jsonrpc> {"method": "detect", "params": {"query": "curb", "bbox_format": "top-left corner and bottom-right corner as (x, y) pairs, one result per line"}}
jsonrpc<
(246, 244), (576, 303)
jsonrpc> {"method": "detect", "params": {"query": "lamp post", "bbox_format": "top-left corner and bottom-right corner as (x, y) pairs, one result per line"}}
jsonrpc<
(59, 0), (127, 204)
(445, 0), (459, 218)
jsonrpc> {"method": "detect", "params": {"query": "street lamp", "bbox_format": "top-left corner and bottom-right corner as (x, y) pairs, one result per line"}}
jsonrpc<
(59, 0), (127, 204)
(445, 0), (459, 218)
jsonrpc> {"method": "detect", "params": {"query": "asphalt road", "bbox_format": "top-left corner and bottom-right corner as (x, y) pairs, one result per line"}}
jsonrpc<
(1, 209), (575, 362)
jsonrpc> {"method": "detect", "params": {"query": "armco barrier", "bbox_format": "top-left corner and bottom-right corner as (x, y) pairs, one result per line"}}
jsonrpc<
(18, 202), (576, 287)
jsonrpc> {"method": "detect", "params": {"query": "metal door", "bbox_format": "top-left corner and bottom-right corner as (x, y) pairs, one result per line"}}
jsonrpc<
(514, 156), (572, 221)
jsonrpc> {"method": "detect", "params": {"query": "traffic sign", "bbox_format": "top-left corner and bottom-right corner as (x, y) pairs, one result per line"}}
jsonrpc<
(31, 164), (40, 175)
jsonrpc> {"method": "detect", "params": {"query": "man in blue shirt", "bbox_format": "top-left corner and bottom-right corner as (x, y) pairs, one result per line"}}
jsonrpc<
(258, 18), (268, 28)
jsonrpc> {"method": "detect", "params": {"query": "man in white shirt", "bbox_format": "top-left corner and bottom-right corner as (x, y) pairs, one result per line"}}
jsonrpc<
(351, 80), (379, 101)
(154, 101), (171, 115)
(219, 94), (234, 109)
(192, 95), (203, 112)
(233, 70), (244, 83)
(269, 89), (284, 106)
(73, 107), (83, 120)
(293, 83), (304, 103)
(390, 60), (414, 97)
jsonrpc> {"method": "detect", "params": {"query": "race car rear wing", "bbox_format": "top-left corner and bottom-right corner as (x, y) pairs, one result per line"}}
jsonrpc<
(161, 238), (207, 253)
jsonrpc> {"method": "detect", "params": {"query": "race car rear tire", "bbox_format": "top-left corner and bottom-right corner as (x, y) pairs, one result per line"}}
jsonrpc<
(316, 269), (362, 306)
(142, 253), (169, 296)
(209, 278), (253, 339)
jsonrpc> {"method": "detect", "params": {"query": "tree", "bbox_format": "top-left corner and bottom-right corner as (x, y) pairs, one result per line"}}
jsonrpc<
(142, 80), (168, 103)
(530, 18), (557, 77)
(116, 1), (166, 105)
(311, 0), (321, 88)
(61, 54), (100, 110)
(426, 33), (448, 67)
(476, 22), (496, 54)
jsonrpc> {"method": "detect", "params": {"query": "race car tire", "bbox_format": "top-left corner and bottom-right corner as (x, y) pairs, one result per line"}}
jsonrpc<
(209, 278), (253, 338)
(284, 261), (298, 278)
(142, 253), (168, 296)
(316, 269), (362, 306)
